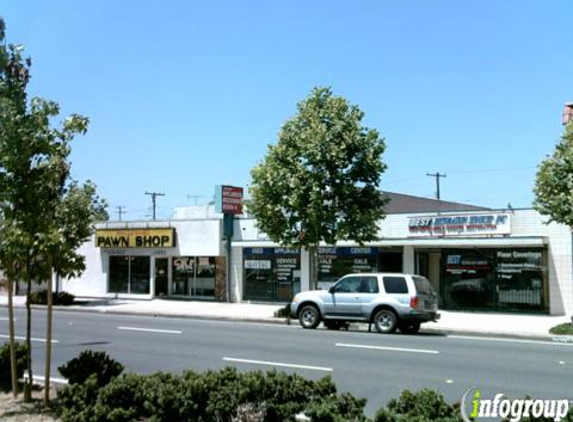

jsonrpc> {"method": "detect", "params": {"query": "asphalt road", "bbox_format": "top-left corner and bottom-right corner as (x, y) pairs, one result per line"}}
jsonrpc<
(1, 307), (572, 416)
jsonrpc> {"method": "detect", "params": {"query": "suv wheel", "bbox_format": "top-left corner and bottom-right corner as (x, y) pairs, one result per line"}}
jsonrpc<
(299, 305), (321, 329)
(373, 309), (398, 334)
(399, 322), (421, 334)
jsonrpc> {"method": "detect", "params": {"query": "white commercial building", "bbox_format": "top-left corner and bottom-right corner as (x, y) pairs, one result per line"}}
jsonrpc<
(60, 194), (573, 316)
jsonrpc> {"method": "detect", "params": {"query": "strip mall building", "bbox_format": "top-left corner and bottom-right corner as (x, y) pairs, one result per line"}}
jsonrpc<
(60, 192), (573, 316)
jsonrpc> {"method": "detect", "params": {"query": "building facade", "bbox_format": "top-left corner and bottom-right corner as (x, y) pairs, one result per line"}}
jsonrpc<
(61, 201), (573, 316)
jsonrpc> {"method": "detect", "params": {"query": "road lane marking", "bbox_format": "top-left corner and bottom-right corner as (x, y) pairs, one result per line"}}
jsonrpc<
(24, 374), (68, 385)
(448, 335), (573, 347)
(0, 334), (58, 343)
(117, 326), (182, 334)
(223, 357), (333, 372)
(335, 343), (439, 354)
(0, 317), (17, 321)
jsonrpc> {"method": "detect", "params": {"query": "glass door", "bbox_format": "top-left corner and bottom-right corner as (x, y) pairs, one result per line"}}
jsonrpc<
(154, 258), (169, 297)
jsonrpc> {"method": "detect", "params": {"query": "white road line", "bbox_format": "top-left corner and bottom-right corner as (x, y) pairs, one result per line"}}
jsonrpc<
(117, 326), (182, 334)
(24, 374), (69, 385)
(335, 343), (440, 354)
(0, 334), (58, 343)
(0, 317), (17, 321)
(448, 335), (573, 347)
(223, 357), (333, 372)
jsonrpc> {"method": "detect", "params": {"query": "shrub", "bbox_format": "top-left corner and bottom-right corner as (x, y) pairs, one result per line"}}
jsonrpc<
(91, 373), (151, 422)
(58, 350), (124, 387)
(305, 392), (368, 422)
(274, 303), (292, 319)
(55, 360), (368, 422)
(29, 290), (75, 306)
(0, 341), (27, 391)
(373, 389), (464, 422)
(549, 322), (573, 335)
(57, 376), (101, 422)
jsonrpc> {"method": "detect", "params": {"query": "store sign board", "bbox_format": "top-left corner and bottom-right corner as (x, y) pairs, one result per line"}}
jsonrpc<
(408, 213), (511, 237)
(215, 185), (243, 215)
(96, 228), (175, 248)
(245, 260), (272, 270)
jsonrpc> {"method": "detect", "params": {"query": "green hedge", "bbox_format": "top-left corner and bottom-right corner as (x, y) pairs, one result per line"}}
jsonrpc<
(55, 351), (573, 422)
(29, 290), (75, 306)
(56, 365), (367, 422)
(0, 341), (28, 391)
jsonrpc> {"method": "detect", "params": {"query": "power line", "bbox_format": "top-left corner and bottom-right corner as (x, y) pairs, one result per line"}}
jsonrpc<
(144, 192), (165, 220)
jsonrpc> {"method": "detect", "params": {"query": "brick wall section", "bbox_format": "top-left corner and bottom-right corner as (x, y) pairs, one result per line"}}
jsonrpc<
(215, 257), (226, 301)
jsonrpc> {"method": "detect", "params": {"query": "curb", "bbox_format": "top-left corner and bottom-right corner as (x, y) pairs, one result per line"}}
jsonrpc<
(0, 302), (290, 326)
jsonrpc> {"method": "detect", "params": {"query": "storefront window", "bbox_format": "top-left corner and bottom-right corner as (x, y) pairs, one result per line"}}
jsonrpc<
(108, 255), (150, 294)
(172, 257), (194, 295)
(318, 247), (379, 289)
(496, 249), (546, 311)
(243, 248), (300, 302)
(442, 249), (495, 309)
(172, 256), (216, 298)
(441, 248), (547, 312)
(196, 257), (216, 297)
(109, 256), (129, 293)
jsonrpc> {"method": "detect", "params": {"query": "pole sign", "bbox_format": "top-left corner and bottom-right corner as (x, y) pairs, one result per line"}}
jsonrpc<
(215, 185), (244, 215)
(408, 213), (511, 237)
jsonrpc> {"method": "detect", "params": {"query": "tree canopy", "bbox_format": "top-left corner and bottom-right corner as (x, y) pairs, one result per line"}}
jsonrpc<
(533, 123), (573, 226)
(249, 87), (388, 248)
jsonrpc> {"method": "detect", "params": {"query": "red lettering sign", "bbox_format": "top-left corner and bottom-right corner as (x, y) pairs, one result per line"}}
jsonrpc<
(222, 186), (243, 215)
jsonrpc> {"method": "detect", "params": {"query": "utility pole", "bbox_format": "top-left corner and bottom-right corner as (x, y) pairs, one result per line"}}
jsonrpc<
(426, 172), (447, 200)
(116, 206), (126, 221)
(187, 195), (204, 205)
(145, 192), (165, 220)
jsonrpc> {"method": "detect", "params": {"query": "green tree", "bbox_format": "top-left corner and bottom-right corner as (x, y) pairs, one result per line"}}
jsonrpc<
(249, 87), (388, 288)
(42, 181), (107, 406)
(0, 18), (107, 403)
(533, 123), (573, 226)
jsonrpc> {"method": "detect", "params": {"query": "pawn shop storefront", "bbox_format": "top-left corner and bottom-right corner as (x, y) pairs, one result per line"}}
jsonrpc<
(94, 226), (226, 300)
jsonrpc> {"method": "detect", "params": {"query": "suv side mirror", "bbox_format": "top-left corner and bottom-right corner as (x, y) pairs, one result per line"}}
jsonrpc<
(328, 286), (336, 294)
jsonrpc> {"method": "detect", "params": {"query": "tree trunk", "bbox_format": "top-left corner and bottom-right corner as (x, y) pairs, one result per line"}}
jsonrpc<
(6, 276), (19, 398)
(43, 261), (53, 407)
(24, 258), (33, 402)
(308, 245), (320, 290)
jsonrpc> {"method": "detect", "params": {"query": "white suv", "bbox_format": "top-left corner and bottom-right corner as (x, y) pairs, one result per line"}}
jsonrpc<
(290, 273), (440, 334)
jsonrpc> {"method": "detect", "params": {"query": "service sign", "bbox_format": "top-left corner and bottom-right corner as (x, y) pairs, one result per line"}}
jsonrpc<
(215, 185), (244, 215)
(96, 228), (175, 248)
(408, 213), (511, 237)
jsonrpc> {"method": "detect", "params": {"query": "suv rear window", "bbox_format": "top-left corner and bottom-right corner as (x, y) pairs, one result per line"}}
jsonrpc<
(383, 276), (408, 294)
(412, 276), (435, 295)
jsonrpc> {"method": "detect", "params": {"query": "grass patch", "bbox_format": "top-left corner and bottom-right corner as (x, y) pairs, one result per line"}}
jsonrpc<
(549, 322), (573, 335)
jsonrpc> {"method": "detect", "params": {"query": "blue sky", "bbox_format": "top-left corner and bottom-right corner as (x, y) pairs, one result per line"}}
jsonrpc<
(2, 1), (572, 220)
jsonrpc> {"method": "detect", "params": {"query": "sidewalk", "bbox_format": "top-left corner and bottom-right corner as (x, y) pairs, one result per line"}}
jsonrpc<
(1, 294), (571, 342)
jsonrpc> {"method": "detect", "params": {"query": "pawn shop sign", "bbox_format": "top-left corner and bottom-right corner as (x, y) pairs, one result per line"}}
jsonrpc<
(215, 185), (244, 215)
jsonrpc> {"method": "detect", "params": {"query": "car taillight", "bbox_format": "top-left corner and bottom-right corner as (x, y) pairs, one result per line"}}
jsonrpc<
(410, 296), (419, 309)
